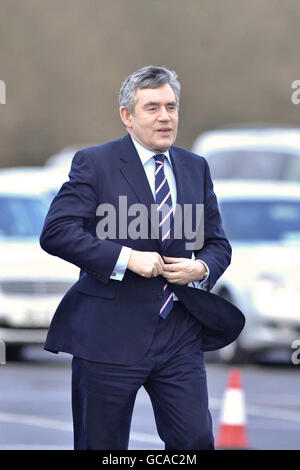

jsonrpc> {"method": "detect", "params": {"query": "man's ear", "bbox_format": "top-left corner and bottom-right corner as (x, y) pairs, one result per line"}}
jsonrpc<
(120, 106), (132, 129)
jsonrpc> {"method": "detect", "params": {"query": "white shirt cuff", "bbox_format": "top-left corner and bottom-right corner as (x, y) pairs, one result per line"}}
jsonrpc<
(110, 246), (132, 281)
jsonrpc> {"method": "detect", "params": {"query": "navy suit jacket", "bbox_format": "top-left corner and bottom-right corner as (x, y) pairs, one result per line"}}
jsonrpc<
(40, 134), (245, 364)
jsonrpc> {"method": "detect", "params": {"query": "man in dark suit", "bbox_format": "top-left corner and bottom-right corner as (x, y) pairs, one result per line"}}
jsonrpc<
(40, 66), (244, 450)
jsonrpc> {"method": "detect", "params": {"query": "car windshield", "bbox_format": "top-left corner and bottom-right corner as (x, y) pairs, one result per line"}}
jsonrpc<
(207, 150), (300, 182)
(0, 195), (48, 239)
(219, 199), (300, 242)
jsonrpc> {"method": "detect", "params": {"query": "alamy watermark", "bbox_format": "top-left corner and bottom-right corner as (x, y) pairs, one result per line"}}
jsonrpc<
(95, 198), (204, 250)
(0, 80), (6, 104)
(291, 80), (300, 104)
(0, 339), (6, 364)
(291, 339), (300, 365)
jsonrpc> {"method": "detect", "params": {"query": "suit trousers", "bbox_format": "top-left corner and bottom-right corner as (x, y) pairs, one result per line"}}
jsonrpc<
(71, 301), (215, 450)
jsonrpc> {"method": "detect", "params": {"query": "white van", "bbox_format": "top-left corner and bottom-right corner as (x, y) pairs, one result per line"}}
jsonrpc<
(191, 125), (300, 182)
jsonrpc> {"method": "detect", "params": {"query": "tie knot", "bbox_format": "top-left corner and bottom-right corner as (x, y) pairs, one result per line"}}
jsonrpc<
(154, 154), (165, 165)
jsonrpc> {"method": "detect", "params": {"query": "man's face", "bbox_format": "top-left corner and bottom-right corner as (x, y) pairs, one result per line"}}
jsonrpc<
(120, 84), (178, 153)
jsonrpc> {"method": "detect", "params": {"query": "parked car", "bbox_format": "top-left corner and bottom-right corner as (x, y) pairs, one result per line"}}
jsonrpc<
(191, 125), (300, 182)
(0, 166), (69, 206)
(210, 180), (300, 363)
(45, 144), (97, 170)
(0, 184), (78, 357)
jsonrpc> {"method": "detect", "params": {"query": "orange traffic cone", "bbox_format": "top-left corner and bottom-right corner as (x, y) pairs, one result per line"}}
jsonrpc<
(216, 368), (249, 449)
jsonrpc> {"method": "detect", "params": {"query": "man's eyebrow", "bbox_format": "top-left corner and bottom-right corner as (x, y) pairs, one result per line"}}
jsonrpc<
(143, 101), (159, 107)
(143, 101), (177, 107)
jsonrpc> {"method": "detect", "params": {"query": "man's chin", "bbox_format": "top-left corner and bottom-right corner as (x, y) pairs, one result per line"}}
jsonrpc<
(153, 138), (175, 153)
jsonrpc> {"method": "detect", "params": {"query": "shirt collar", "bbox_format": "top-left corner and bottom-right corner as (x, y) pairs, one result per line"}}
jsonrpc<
(130, 136), (172, 167)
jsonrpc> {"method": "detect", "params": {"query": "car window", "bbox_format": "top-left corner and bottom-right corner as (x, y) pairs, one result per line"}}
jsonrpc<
(206, 150), (300, 182)
(219, 199), (300, 242)
(0, 195), (48, 238)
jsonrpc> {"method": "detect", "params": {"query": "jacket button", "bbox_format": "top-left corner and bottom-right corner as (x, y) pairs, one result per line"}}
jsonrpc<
(157, 293), (163, 300)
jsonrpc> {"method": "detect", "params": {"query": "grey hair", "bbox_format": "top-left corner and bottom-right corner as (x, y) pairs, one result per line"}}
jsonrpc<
(119, 65), (181, 113)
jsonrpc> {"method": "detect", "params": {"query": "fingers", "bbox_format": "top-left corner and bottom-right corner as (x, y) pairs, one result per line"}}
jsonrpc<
(162, 272), (183, 282)
(163, 256), (183, 263)
(155, 253), (165, 275)
(163, 262), (184, 272)
(150, 252), (164, 277)
(157, 253), (165, 271)
(162, 258), (193, 284)
(129, 252), (191, 279)
(128, 250), (165, 278)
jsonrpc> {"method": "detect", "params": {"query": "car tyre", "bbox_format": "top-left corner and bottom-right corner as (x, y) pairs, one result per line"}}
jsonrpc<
(216, 340), (252, 364)
(6, 345), (24, 362)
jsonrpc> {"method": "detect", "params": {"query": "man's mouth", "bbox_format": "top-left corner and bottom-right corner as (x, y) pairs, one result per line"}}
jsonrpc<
(157, 128), (173, 135)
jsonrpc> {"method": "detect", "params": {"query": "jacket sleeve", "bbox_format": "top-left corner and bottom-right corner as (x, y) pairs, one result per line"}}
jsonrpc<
(194, 158), (232, 290)
(39, 150), (122, 284)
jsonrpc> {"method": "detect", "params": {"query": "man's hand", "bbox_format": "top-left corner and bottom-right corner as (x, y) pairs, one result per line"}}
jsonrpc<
(127, 250), (165, 278)
(162, 256), (207, 285)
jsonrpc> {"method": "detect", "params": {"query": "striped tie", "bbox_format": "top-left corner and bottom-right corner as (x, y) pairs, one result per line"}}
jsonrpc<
(154, 154), (174, 319)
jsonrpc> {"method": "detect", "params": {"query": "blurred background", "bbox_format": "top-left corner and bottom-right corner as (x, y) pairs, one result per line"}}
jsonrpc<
(1, 0), (300, 166)
(0, 0), (300, 450)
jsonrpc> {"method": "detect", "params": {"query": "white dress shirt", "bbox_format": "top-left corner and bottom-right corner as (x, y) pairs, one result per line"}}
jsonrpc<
(110, 136), (209, 291)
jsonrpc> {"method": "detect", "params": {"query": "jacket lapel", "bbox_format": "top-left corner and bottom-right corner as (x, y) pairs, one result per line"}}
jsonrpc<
(168, 147), (205, 252)
(167, 147), (192, 250)
(119, 135), (160, 241)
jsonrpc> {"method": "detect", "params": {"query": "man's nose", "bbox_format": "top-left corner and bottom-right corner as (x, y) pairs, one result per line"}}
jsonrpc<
(158, 107), (171, 120)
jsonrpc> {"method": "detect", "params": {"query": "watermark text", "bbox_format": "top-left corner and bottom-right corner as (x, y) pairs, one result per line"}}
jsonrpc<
(291, 80), (300, 104)
(0, 80), (6, 104)
(95, 198), (204, 250)
(0, 339), (6, 364)
(291, 339), (300, 365)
